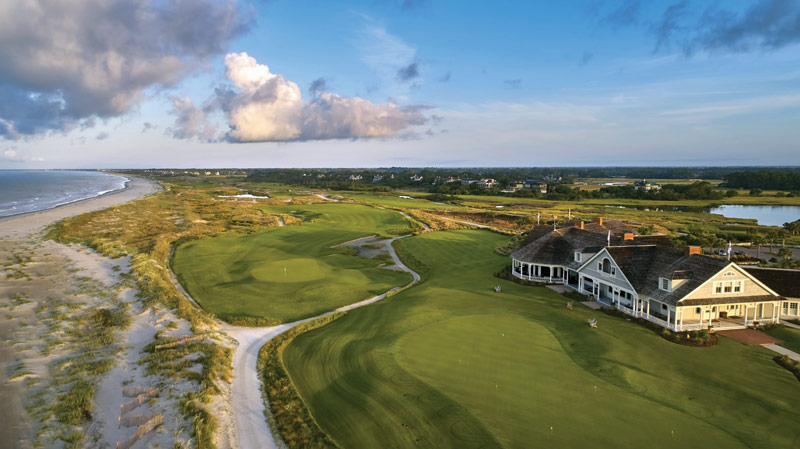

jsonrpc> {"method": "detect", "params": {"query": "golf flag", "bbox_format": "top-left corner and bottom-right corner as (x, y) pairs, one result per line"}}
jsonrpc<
(728, 241), (732, 260)
(607, 230), (611, 246)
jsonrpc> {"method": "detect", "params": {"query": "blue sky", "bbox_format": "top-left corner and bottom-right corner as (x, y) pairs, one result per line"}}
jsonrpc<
(1, 0), (799, 168)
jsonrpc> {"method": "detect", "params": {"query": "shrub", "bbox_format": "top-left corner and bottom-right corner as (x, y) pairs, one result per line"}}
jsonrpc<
(773, 355), (800, 382)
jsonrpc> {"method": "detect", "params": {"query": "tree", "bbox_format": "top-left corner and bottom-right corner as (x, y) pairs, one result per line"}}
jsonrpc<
(749, 188), (763, 196)
(778, 247), (793, 261)
(725, 189), (738, 197)
(751, 234), (766, 259)
(784, 219), (800, 236)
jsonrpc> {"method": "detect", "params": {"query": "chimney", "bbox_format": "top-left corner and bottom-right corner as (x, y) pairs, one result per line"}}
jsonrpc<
(592, 217), (603, 226)
(684, 246), (701, 256)
(623, 233), (634, 241)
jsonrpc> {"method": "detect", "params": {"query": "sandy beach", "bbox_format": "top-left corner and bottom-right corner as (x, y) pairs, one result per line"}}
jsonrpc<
(0, 176), (161, 448)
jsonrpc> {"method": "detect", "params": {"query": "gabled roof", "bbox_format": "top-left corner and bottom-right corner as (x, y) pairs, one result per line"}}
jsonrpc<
(605, 245), (731, 306)
(742, 267), (800, 299)
(511, 227), (616, 266)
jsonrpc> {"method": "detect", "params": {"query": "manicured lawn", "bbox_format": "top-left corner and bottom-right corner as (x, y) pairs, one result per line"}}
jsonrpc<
(766, 326), (800, 354)
(172, 204), (413, 323)
(283, 230), (800, 449)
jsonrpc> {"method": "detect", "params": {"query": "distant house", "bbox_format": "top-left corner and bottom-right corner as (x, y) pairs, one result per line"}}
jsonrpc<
(510, 220), (796, 331)
(507, 180), (525, 191)
(348, 174), (362, 181)
(445, 176), (462, 183)
(477, 178), (498, 189)
(507, 179), (546, 193)
(524, 179), (547, 194)
(461, 178), (479, 185)
(634, 179), (661, 192)
(410, 175), (424, 182)
(373, 175), (384, 182)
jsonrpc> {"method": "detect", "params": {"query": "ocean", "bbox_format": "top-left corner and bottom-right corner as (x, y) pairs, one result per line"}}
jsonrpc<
(0, 170), (129, 218)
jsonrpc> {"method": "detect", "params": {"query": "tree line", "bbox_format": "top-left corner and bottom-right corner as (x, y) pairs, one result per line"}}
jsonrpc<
(723, 170), (800, 191)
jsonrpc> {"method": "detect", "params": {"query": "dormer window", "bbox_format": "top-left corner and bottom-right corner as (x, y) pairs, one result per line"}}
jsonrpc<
(659, 277), (671, 291)
(600, 258), (616, 276)
(574, 252), (582, 262)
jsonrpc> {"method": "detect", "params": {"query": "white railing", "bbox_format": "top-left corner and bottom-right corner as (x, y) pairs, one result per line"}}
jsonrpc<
(647, 315), (672, 330)
(678, 323), (707, 332)
(511, 271), (564, 284)
(616, 304), (634, 315)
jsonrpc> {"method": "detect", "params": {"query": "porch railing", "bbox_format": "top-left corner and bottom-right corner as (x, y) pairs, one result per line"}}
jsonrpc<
(511, 272), (564, 284)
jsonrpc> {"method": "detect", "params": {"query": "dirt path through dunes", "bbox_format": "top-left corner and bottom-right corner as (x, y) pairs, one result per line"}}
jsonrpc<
(183, 235), (420, 449)
(438, 215), (491, 228)
(398, 211), (431, 231)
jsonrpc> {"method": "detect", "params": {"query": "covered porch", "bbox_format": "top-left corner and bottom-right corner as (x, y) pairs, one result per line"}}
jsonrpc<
(610, 298), (781, 332)
(677, 301), (782, 331)
(511, 259), (565, 284)
(578, 274), (635, 308)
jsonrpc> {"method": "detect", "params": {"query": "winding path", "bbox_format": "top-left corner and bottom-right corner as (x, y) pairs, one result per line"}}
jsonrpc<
(172, 234), (420, 449)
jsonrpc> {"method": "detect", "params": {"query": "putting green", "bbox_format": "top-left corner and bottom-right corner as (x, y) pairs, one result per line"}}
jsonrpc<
(172, 203), (414, 323)
(251, 258), (325, 283)
(282, 230), (800, 449)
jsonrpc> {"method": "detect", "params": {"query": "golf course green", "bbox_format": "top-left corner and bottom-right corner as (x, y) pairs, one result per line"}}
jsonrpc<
(282, 230), (800, 448)
(172, 204), (414, 323)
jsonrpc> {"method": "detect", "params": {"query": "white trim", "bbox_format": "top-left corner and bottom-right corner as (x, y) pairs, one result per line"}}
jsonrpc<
(677, 262), (780, 304)
(579, 247), (636, 290)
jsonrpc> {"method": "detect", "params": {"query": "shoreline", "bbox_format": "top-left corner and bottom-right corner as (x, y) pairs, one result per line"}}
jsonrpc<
(0, 175), (160, 449)
(0, 176), (160, 232)
(0, 173), (136, 223)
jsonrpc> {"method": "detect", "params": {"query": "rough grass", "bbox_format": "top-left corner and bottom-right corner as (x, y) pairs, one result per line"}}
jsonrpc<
(172, 204), (413, 324)
(282, 230), (800, 449)
(258, 312), (344, 448)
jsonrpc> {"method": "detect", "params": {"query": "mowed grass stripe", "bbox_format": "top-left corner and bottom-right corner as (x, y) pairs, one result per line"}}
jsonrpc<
(172, 204), (413, 323)
(283, 230), (800, 449)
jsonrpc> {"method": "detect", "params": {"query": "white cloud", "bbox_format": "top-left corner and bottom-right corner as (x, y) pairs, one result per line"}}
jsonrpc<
(170, 53), (427, 142)
(2, 148), (44, 162)
(0, 0), (252, 139)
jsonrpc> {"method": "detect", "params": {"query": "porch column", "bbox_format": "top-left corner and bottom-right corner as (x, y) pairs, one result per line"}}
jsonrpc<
(549, 266), (553, 283)
(646, 300), (650, 318)
(699, 307), (704, 327)
(679, 308), (683, 328)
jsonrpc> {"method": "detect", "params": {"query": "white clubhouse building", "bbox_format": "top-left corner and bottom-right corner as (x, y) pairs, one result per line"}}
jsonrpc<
(511, 219), (800, 332)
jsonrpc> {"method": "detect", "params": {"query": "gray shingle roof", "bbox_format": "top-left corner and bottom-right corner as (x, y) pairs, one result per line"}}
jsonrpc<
(511, 227), (617, 265)
(742, 267), (800, 299)
(605, 245), (731, 306)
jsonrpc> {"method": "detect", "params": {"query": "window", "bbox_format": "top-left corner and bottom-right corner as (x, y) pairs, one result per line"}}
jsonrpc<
(574, 252), (582, 262)
(696, 307), (701, 313)
(714, 280), (744, 294)
(660, 278), (670, 291)
(723, 271), (736, 277)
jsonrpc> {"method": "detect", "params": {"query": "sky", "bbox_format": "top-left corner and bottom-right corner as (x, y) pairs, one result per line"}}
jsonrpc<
(1, 0), (800, 168)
